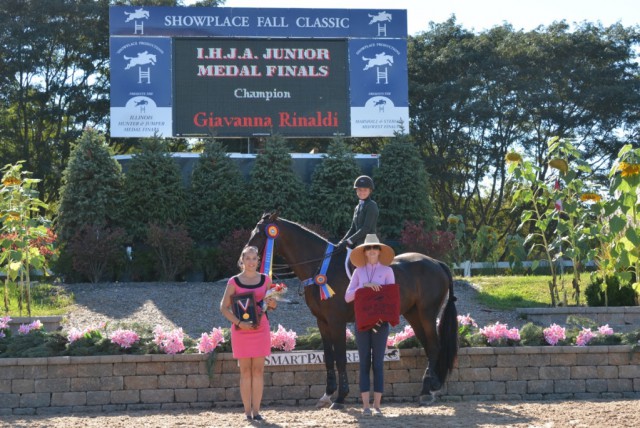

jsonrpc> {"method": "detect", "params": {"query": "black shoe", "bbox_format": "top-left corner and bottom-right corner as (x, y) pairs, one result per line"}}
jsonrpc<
(253, 414), (264, 421)
(245, 414), (252, 421)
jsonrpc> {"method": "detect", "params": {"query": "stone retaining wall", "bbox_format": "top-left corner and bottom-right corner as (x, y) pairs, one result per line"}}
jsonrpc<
(1, 347), (639, 415)
(517, 307), (640, 332)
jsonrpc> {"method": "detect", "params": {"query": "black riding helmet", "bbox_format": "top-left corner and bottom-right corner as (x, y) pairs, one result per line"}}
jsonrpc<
(353, 175), (374, 190)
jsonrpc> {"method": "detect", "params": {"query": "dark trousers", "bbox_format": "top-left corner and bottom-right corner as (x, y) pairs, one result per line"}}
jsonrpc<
(355, 322), (389, 393)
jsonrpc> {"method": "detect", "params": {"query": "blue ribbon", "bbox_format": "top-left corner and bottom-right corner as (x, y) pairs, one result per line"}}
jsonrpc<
(303, 243), (335, 299)
(261, 236), (275, 277)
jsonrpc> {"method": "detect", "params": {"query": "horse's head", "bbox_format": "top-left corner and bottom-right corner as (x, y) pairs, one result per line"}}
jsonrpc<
(246, 211), (280, 251)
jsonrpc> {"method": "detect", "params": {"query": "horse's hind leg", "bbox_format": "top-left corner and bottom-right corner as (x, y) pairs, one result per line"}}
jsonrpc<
(403, 307), (442, 401)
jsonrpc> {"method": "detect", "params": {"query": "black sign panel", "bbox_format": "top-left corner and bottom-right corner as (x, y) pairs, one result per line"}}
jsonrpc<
(173, 38), (349, 137)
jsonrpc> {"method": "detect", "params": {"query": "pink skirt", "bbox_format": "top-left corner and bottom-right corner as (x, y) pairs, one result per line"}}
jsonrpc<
(231, 315), (271, 359)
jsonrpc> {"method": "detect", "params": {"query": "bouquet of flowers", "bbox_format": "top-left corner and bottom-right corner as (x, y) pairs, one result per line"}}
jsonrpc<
(265, 282), (290, 303)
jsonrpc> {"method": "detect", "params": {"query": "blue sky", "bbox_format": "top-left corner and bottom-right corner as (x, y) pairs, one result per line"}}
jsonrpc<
(218, 0), (639, 35)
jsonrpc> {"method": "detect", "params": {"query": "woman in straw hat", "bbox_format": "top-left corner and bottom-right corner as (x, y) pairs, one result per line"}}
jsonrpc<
(345, 234), (396, 416)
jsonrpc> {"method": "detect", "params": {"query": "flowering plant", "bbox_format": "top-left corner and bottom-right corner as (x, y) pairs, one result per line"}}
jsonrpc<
(17, 319), (44, 335)
(479, 322), (521, 345)
(197, 327), (226, 378)
(109, 329), (140, 349)
(387, 325), (416, 347)
(457, 313), (478, 346)
(345, 327), (355, 343)
(543, 323), (567, 346)
(575, 328), (597, 347)
(67, 324), (105, 344)
(197, 327), (225, 354)
(270, 324), (297, 352)
(153, 325), (186, 355)
(0, 316), (12, 339)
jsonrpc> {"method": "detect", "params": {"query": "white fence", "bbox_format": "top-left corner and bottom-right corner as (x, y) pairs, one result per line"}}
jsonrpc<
(452, 260), (594, 277)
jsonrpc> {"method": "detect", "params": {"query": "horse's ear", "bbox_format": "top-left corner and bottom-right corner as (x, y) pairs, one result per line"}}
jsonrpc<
(268, 210), (279, 222)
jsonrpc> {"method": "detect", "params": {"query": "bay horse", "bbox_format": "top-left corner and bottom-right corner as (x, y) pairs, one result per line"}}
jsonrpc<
(247, 212), (458, 407)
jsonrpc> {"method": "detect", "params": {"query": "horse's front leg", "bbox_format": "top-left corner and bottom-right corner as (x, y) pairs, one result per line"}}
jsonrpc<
(315, 318), (336, 408)
(329, 321), (349, 410)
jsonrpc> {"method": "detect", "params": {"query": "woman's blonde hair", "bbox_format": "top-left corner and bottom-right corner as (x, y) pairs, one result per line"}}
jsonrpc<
(237, 245), (260, 270)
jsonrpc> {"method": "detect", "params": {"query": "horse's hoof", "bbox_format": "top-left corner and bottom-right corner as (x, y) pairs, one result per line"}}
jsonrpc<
(419, 392), (438, 406)
(329, 402), (345, 410)
(316, 394), (332, 409)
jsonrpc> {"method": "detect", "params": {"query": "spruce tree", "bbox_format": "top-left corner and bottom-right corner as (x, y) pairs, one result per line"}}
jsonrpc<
(249, 135), (306, 222)
(57, 129), (124, 241)
(308, 136), (361, 240)
(187, 140), (251, 243)
(374, 134), (438, 239)
(120, 138), (187, 242)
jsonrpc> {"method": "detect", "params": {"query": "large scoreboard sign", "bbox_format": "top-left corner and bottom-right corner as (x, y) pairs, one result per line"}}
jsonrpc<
(109, 7), (408, 138)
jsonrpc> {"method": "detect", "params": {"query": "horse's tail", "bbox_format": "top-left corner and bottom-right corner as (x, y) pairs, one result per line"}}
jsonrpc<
(435, 261), (458, 384)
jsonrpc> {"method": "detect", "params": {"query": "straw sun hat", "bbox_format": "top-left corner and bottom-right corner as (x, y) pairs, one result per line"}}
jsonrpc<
(349, 234), (395, 268)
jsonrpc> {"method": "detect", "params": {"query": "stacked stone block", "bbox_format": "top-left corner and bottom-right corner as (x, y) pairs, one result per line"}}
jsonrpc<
(1, 346), (638, 415)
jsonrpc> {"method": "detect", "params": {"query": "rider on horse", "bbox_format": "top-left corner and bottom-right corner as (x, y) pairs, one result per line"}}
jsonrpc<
(337, 175), (379, 251)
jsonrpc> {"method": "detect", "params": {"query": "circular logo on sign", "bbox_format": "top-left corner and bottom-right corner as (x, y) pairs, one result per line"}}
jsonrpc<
(266, 224), (279, 238)
(314, 274), (327, 285)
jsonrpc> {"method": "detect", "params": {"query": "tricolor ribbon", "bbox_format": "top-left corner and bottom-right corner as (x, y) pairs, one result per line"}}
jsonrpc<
(302, 243), (335, 300)
(260, 224), (279, 278)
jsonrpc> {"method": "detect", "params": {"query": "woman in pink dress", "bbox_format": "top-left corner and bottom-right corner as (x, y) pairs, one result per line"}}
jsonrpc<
(220, 246), (276, 422)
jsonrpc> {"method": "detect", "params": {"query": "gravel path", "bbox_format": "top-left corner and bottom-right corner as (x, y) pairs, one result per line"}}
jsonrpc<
(60, 278), (523, 338)
(2, 400), (639, 427)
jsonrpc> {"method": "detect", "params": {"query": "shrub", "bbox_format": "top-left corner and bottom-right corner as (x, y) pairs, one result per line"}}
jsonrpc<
(56, 129), (124, 241)
(69, 224), (127, 283)
(249, 135), (306, 221)
(399, 221), (456, 261)
(519, 323), (546, 346)
(585, 275), (637, 307)
(202, 247), (222, 281)
(120, 139), (187, 242)
(147, 223), (194, 282)
(307, 137), (361, 239)
(373, 134), (438, 239)
(130, 245), (158, 282)
(216, 228), (252, 278)
(187, 140), (252, 243)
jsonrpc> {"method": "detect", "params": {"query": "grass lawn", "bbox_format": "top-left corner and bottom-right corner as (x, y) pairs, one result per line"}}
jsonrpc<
(2, 281), (74, 316)
(468, 275), (590, 310)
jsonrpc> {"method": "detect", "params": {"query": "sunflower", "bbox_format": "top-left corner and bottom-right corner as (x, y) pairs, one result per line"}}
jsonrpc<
(505, 152), (522, 163)
(619, 162), (640, 177)
(549, 158), (569, 174)
(580, 193), (601, 203)
(4, 212), (21, 221)
(2, 177), (21, 187)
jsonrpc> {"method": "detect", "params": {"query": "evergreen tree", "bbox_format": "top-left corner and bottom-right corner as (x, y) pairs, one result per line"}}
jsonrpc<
(56, 129), (124, 241)
(120, 139), (187, 242)
(308, 137), (361, 240)
(187, 140), (251, 243)
(249, 135), (306, 222)
(374, 134), (438, 239)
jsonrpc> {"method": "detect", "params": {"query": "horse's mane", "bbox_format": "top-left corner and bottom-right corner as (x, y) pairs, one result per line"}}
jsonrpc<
(277, 217), (330, 244)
